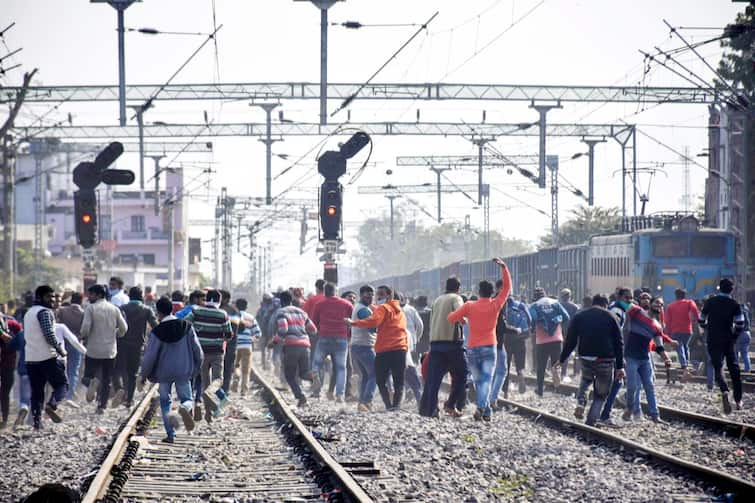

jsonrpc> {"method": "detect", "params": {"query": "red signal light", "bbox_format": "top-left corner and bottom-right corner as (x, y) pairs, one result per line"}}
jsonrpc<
(82, 214), (92, 224)
(327, 206), (337, 216)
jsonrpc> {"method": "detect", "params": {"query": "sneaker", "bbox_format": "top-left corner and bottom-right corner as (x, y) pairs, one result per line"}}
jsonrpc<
(621, 409), (632, 422)
(722, 392), (732, 414)
(45, 404), (63, 423)
(194, 404), (202, 422)
(335, 395), (344, 404)
(444, 407), (463, 418)
(473, 408), (483, 421)
(124, 401), (133, 408)
(574, 405), (585, 420)
(482, 413), (492, 423)
(85, 378), (99, 403)
(297, 397), (308, 408)
(13, 408), (28, 430)
(650, 416), (667, 425)
(202, 391), (219, 414)
(326, 391), (335, 401)
(631, 413), (644, 423)
(33, 417), (41, 430)
(110, 389), (126, 408)
(357, 403), (370, 413)
(562, 375), (572, 384)
(596, 418), (620, 429)
(64, 400), (81, 410)
(161, 436), (175, 444)
(178, 406), (195, 432)
(96, 407), (105, 415)
(735, 401), (743, 411)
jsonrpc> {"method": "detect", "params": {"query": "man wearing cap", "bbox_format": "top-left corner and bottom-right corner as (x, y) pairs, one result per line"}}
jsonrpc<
(558, 288), (580, 382)
(699, 278), (745, 413)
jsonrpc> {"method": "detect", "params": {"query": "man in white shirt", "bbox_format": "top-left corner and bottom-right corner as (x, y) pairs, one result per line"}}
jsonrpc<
(108, 277), (130, 308)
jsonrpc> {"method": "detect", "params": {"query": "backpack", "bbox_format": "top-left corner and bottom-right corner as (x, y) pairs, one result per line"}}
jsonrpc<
(534, 301), (563, 337)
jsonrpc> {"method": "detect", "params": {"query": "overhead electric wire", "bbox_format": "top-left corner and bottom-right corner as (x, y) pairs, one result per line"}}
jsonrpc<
(331, 11), (439, 117)
(631, 125), (707, 172)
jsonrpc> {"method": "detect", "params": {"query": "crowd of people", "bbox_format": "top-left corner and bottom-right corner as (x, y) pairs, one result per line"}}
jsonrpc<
(0, 261), (751, 442)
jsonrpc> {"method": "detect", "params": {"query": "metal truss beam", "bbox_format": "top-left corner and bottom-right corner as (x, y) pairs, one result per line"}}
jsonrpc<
(1, 82), (714, 104)
(13, 122), (633, 140)
(21, 140), (213, 155)
(357, 183), (484, 195)
(396, 154), (540, 166)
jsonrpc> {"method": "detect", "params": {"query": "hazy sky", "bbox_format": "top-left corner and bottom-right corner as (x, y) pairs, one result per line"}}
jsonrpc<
(2, 0), (744, 287)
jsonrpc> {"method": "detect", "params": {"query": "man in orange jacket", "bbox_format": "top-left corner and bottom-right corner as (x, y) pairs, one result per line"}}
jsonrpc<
(447, 258), (511, 421)
(345, 285), (408, 411)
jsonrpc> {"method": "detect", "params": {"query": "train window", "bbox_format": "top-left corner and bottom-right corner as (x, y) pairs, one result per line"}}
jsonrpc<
(691, 236), (726, 257)
(652, 236), (687, 257)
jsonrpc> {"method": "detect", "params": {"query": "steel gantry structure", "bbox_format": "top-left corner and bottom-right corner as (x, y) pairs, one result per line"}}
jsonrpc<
(1, 82), (717, 104)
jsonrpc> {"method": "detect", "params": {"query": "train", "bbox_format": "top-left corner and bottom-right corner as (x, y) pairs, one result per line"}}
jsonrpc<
(343, 215), (737, 303)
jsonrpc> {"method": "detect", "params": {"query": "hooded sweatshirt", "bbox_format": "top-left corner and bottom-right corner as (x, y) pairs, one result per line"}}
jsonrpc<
(351, 300), (408, 354)
(140, 316), (204, 383)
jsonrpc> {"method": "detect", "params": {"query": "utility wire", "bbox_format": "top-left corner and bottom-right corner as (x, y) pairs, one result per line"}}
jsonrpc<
(331, 11), (439, 117)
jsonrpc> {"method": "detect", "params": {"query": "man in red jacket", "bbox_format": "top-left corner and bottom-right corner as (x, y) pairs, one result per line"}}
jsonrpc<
(310, 283), (354, 402)
(665, 288), (700, 377)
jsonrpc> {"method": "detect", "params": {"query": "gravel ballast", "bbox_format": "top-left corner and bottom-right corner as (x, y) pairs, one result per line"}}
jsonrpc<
(258, 366), (720, 502)
(0, 398), (143, 501)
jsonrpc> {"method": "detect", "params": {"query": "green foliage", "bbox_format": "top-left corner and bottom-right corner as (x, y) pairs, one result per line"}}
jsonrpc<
(0, 248), (63, 301)
(354, 213), (533, 278)
(717, 5), (755, 98)
(539, 205), (621, 249)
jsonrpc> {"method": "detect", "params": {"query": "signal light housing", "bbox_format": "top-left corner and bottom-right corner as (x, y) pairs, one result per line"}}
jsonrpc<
(74, 190), (98, 249)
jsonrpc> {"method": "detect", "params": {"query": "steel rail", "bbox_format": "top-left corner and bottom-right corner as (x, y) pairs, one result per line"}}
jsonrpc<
(500, 397), (755, 499)
(524, 376), (755, 442)
(250, 367), (374, 503)
(81, 384), (158, 503)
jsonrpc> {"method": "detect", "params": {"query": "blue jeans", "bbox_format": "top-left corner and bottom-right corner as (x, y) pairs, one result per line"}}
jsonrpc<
(351, 345), (377, 404)
(65, 343), (82, 400)
(736, 332), (751, 372)
(671, 332), (692, 368)
(17, 374), (31, 410)
(705, 349), (715, 389)
(159, 381), (193, 439)
(625, 357), (659, 418)
(467, 345), (497, 417)
(490, 347), (508, 403)
(600, 377), (622, 421)
(312, 337), (349, 397)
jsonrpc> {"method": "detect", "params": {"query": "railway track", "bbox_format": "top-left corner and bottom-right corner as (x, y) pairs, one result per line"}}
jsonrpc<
(521, 375), (755, 441)
(80, 370), (373, 502)
(653, 366), (755, 392)
(498, 397), (755, 501)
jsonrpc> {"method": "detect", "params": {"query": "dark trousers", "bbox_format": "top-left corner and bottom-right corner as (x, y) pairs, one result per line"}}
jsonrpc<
(114, 344), (142, 403)
(375, 349), (406, 410)
(535, 341), (562, 395)
(0, 366), (15, 422)
(708, 343), (743, 402)
(282, 346), (310, 400)
(223, 336), (238, 393)
(419, 341), (468, 417)
(82, 356), (115, 409)
(502, 338), (526, 394)
(577, 359), (614, 426)
(26, 358), (68, 421)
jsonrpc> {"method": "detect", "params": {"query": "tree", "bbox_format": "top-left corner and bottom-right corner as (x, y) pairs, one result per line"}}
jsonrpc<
(538, 205), (621, 248)
(717, 5), (755, 99)
(353, 212), (533, 278)
(0, 249), (63, 302)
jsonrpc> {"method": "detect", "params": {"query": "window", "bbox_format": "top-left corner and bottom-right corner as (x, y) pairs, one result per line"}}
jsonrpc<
(652, 236), (687, 257)
(142, 254), (155, 265)
(691, 236), (726, 258)
(131, 215), (145, 233)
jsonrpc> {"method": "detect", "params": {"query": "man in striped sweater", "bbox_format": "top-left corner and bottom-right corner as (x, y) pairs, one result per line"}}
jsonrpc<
(274, 290), (318, 408)
(184, 289), (233, 422)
